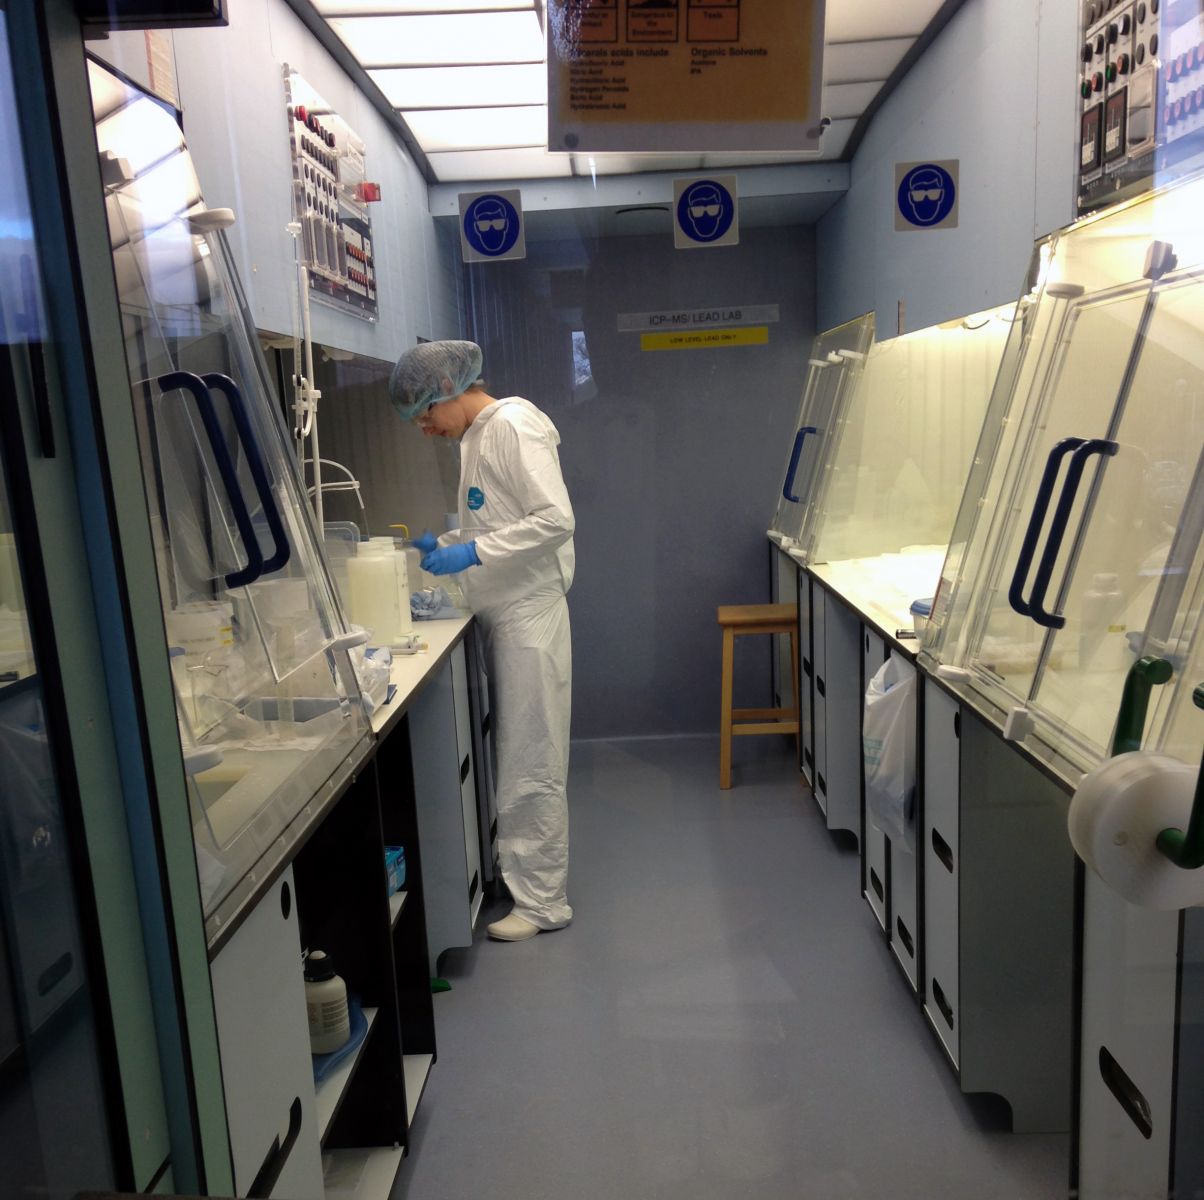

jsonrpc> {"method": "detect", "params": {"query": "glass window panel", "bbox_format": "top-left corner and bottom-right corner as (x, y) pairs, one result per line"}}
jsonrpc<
(1030, 270), (1204, 761)
(769, 314), (874, 545)
(87, 61), (369, 927)
(0, 14), (116, 1194)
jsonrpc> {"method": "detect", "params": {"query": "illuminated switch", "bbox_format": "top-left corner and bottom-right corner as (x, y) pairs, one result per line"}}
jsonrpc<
(1117, 52), (1131, 74)
(1105, 62), (1118, 82)
(355, 182), (383, 203)
(1081, 78), (1093, 98)
(1093, 70), (1105, 91)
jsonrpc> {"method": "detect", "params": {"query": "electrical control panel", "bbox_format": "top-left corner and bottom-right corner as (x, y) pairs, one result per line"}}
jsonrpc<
(284, 66), (379, 320)
(1078, 0), (1204, 212)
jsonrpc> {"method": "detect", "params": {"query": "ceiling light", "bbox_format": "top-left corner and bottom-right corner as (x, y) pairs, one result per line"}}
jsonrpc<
(371, 63), (546, 109)
(328, 12), (546, 68)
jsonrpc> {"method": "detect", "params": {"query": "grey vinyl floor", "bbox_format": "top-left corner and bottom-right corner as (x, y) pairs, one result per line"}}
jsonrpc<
(394, 736), (1069, 1200)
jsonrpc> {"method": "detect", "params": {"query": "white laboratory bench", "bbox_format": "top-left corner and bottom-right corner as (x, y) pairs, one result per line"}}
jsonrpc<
(774, 539), (1077, 1137)
(208, 611), (494, 1200)
(370, 614), (473, 739)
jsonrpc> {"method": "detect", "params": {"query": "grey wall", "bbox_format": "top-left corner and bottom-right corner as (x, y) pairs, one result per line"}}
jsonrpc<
(817, 0), (1079, 332)
(462, 225), (817, 740)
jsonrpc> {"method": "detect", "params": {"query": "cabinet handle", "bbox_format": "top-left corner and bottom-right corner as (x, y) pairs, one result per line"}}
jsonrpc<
(781, 426), (818, 503)
(894, 917), (914, 959)
(931, 978), (955, 1030)
(158, 371), (264, 589)
(1008, 437), (1084, 619)
(817, 772), (827, 795)
(202, 373), (291, 574)
(1098, 1046), (1153, 1139)
(248, 1096), (303, 1198)
(816, 677), (826, 697)
(931, 828), (954, 873)
(1027, 438), (1119, 628)
(802, 656), (812, 678)
(869, 868), (884, 902)
(460, 754), (470, 784)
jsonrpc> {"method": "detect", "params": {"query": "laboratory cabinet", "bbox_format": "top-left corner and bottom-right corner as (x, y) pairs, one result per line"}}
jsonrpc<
(860, 630), (921, 990)
(464, 625), (500, 891)
(920, 677), (1077, 1133)
(770, 545), (800, 764)
(1071, 603), (1204, 1198)
(808, 578), (862, 839)
(209, 749), (437, 1200)
(862, 627), (889, 931)
(405, 639), (484, 972)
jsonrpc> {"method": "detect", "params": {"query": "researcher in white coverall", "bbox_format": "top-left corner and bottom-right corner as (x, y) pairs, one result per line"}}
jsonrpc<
(389, 341), (574, 942)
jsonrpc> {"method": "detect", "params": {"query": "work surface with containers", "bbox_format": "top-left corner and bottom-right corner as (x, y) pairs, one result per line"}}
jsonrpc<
(770, 167), (1204, 1197)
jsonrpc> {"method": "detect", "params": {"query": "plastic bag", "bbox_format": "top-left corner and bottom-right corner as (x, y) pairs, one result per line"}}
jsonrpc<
(862, 656), (916, 849)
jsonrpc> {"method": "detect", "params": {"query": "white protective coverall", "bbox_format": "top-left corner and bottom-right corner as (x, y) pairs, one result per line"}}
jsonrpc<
(450, 396), (574, 930)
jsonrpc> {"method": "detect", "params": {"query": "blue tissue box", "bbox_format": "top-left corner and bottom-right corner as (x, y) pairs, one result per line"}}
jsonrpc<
(384, 846), (406, 895)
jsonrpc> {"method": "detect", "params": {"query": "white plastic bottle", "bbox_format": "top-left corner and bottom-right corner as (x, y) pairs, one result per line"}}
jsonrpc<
(304, 950), (350, 1054)
(1080, 573), (1129, 674)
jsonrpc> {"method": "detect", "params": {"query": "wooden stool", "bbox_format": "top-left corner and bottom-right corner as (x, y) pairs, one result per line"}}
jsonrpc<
(717, 603), (799, 789)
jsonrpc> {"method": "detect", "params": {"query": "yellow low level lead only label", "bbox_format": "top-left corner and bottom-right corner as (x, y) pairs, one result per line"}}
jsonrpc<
(641, 326), (769, 352)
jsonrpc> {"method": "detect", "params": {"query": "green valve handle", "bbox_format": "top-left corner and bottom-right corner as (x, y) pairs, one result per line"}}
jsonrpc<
(1111, 655), (1175, 757)
(1155, 684), (1204, 871)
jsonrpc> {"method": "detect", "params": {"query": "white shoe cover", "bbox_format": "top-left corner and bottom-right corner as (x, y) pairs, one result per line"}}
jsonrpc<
(487, 913), (540, 941)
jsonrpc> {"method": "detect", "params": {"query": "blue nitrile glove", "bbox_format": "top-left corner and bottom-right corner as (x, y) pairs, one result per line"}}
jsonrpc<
(413, 529), (439, 554)
(421, 541), (480, 576)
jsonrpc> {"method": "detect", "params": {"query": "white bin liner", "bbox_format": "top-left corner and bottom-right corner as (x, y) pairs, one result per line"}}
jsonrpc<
(862, 656), (916, 849)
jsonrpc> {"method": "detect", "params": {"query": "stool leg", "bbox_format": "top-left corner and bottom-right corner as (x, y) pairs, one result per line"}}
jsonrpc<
(720, 626), (734, 789)
(790, 628), (800, 752)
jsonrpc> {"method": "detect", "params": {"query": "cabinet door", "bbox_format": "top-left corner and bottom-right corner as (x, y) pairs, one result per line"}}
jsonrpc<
(409, 653), (475, 970)
(958, 712), (1075, 1133)
(881, 651), (919, 988)
(1077, 873), (1176, 1198)
(773, 549), (796, 718)
(210, 869), (323, 1199)
(923, 679), (960, 1066)
(862, 628), (888, 929)
(822, 597), (862, 838)
(449, 642), (482, 925)
(812, 584), (828, 816)
(798, 571), (814, 786)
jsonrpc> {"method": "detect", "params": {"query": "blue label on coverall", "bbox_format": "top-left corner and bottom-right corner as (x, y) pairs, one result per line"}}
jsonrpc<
(467, 486), (485, 510)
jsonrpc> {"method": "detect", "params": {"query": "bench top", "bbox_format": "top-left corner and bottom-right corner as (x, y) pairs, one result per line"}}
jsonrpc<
(716, 603), (798, 629)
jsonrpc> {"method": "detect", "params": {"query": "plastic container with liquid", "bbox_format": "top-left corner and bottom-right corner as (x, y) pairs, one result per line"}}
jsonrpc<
(304, 950), (350, 1054)
(345, 539), (412, 645)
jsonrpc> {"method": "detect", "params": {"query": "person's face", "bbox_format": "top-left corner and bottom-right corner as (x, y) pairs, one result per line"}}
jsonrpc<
(414, 395), (467, 439)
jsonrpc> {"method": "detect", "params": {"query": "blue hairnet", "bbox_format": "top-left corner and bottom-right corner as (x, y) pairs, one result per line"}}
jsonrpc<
(388, 340), (483, 420)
